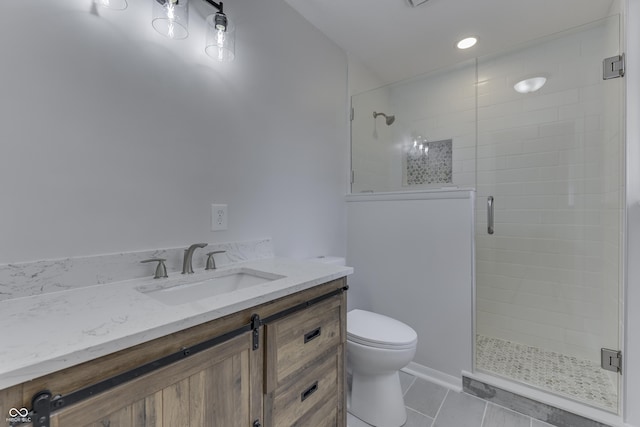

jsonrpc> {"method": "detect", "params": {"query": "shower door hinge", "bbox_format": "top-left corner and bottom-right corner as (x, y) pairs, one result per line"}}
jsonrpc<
(350, 107), (354, 121)
(603, 54), (625, 80)
(601, 348), (622, 374)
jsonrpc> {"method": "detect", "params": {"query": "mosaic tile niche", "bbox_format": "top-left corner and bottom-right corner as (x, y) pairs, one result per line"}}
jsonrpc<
(405, 139), (453, 185)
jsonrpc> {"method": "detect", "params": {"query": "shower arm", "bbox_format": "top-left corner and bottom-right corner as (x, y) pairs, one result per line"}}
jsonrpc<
(373, 111), (395, 125)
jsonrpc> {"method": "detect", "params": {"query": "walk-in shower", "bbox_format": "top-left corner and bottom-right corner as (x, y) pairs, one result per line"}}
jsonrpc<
(350, 13), (623, 416)
(474, 15), (622, 413)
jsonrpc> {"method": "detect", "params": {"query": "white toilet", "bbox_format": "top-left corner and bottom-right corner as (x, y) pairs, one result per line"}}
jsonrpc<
(347, 309), (418, 427)
(307, 256), (418, 427)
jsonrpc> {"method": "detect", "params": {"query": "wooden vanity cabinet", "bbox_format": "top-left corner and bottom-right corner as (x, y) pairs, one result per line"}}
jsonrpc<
(0, 278), (346, 427)
(50, 330), (262, 427)
(264, 295), (346, 427)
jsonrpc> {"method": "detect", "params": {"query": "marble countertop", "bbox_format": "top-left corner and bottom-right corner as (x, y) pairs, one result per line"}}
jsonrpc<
(0, 258), (352, 390)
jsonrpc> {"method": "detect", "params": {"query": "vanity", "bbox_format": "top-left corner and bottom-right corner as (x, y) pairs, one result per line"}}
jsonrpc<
(0, 256), (351, 427)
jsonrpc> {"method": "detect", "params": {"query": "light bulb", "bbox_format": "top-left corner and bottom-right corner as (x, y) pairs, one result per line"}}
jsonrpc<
(216, 29), (226, 46)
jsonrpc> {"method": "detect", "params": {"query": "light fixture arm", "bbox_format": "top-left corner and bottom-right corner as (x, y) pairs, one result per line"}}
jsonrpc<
(202, 0), (227, 32)
(203, 0), (224, 13)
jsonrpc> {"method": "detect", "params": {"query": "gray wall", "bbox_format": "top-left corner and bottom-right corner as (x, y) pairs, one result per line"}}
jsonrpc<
(0, 0), (348, 264)
(347, 191), (474, 387)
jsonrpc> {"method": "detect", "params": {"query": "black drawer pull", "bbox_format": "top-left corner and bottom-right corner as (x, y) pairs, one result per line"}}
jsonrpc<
(304, 327), (322, 343)
(301, 381), (318, 402)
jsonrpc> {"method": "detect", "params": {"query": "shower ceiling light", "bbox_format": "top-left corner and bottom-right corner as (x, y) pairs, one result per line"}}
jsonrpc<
(514, 77), (547, 94)
(457, 37), (477, 50)
(152, 0), (236, 61)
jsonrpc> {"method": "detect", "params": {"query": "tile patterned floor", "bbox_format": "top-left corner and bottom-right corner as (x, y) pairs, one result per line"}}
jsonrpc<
(475, 335), (617, 411)
(347, 371), (556, 427)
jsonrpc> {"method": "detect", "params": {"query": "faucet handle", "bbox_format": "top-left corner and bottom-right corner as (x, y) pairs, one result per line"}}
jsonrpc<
(205, 251), (226, 270)
(141, 258), (168, 279)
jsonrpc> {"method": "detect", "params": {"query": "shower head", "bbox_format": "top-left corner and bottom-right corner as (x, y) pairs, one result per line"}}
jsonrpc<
(373, 111), (395, 126)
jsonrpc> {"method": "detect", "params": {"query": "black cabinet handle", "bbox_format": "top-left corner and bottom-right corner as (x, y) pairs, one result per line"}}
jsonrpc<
(301, 381), (318, 402)
(304, 327), (322, 344)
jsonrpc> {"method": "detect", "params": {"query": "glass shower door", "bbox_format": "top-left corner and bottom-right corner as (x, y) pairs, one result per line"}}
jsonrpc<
(474, 16), (623, 412)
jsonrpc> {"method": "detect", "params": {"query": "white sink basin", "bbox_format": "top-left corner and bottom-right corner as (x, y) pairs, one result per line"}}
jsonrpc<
(139, 268), (285, 306)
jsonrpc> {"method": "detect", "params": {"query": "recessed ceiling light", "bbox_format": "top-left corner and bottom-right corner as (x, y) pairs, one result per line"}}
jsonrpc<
(457, 37), (477, 50)
(513, 77), (547, 94)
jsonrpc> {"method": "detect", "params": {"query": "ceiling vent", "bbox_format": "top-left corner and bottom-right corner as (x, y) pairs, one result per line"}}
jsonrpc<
(408, 0), (429, 6)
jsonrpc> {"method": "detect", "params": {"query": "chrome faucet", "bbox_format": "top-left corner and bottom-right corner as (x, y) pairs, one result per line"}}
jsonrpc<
(182, 243), (208, 274)
(205, 250), (226, 270)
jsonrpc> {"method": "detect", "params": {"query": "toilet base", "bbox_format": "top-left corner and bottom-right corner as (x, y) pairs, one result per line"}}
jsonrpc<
(349, 370), (407, 427)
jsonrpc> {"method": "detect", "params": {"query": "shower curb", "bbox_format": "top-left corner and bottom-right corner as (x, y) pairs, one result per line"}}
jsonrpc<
(462, 376), (613, 427)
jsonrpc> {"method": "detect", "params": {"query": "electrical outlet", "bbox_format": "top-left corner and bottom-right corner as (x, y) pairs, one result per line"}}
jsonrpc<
(211, 204), (228, 231)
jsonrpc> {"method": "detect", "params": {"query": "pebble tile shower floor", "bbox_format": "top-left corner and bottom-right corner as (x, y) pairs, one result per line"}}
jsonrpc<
(475, 335), (617, 411)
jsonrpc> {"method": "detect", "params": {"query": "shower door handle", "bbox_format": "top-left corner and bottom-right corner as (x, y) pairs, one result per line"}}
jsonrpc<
(487, 196), (494, 235)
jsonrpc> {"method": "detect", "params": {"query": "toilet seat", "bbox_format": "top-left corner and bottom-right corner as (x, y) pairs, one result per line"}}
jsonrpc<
(347, 309), (417, 350)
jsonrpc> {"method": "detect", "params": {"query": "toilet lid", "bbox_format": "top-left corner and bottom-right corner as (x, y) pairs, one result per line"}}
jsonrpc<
(347, 309), (417, 349)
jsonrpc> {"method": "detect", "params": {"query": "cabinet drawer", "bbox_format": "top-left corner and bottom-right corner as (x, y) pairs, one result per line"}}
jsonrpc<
(266, 295), (343, 390)
(295, 394), (338, 427)
(269, 351), (339, 427)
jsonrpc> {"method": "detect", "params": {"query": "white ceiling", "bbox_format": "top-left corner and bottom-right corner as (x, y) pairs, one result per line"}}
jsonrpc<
(284, 0), (616, 85)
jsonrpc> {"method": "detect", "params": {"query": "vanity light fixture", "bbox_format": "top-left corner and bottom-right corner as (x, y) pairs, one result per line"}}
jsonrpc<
(204, 0), (235, 62)
(513, 76), (547, 94)
(152, 0), (190, 39)
(95, 0), (128, 10)
(151, 0), (236, 62)
(457, 37), (477, 50)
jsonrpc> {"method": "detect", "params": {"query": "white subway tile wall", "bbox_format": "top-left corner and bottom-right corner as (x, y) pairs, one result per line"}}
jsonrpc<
(351, 86), (395, 193)
(351, 60), (477, 192)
